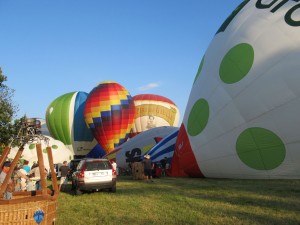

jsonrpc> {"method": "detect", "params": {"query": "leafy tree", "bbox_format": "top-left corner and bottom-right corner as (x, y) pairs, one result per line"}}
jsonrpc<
(0, 67), (19, 153)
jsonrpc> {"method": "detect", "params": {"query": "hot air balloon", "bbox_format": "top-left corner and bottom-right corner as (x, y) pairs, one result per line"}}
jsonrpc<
(84, 81), (136, 153)
(8, 136), (73, 170)
(46, 91), (97, 156)
(104, 126), (178, 170)
(143, 128), (179, 164)
(170, 1), (300, 179)
(131, 94), (180, 137)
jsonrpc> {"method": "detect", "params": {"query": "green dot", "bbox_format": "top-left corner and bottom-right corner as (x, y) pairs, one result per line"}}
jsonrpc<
(236, 127), (285, 170)
(187, 99), (209, 136)
(52, 145), (58, 149)
(193, 56), (205, 84)
(43, 148), (47, 153)
(219, 43), (254, 84)
(29, 144), (36, 150)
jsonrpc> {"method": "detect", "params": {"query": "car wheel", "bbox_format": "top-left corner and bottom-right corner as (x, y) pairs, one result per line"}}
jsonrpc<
(75, 187), (82, 195)
(110, 184), (116, 193)
(71, 180), (76, 190)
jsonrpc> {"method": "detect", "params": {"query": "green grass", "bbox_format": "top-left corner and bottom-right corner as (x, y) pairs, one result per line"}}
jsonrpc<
(56, 177), (300, 225)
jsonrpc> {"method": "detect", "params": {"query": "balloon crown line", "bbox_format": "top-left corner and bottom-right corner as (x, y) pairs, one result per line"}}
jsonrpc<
(11, 116), (50, 147)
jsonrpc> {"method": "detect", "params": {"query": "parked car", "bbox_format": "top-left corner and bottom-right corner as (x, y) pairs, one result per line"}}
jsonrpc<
(71, 158), (117, 195)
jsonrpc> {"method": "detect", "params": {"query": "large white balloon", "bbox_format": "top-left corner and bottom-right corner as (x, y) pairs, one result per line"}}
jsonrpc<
(8, 136), (73, 170)
(170, 1), (300, 179)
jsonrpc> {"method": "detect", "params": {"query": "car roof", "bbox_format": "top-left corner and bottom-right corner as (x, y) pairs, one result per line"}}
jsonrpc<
(83, 158), (109, 162)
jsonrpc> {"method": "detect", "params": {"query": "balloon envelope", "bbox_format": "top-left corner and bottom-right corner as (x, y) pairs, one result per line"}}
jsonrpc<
(131, 94), (180, 137)
(104, 126), (178, 170)
(8, 136), (73, 170)
(170, 1), (300, 179)
(143, 128), (179, 164)
(46, 91), (97, 155)
(84, 81), (136, 153)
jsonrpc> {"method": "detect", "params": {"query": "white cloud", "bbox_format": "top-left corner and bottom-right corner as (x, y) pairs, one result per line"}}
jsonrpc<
(137, 82), (160, 91)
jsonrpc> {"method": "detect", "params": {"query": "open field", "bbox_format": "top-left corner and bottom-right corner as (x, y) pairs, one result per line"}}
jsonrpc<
(56, 176), (300, 225)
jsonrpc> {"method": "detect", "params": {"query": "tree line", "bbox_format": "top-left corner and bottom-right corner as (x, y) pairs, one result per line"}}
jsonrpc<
(0, 67), (23, 154)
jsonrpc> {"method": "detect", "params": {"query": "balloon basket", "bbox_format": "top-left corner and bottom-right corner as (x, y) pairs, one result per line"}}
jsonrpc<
(132, 162), (145, 180)
(0, 142), (60, 225)
(0, 194), (57, 225)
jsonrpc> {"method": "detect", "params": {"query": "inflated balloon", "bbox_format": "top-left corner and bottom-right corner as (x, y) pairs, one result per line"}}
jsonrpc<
(143, 128), (179, 164)
(84, 81), (136, 153)
(170, 1), (300, 179)
(46, 91), (97, 155)
(8, 135), (73, 170)
(104, 126), (178, 170)
(131, 94), (180, 137)
(85, 144), (106, 158)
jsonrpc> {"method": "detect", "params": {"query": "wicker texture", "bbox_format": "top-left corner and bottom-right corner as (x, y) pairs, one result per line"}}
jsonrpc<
(0, 200), (57, 225)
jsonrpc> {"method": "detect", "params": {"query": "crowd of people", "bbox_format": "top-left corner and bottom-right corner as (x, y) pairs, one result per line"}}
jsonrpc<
(0, 160), (49, 200)
(0, 156), (168, 199)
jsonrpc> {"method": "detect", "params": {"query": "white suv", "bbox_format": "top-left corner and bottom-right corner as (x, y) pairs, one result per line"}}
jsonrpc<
(71, 158), (117, 195)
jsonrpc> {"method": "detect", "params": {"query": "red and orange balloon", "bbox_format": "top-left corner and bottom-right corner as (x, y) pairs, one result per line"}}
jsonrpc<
(84, 81), (136, 153)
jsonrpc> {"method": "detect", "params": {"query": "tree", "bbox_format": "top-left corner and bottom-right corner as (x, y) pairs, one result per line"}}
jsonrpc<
(0, 67), (19, 152)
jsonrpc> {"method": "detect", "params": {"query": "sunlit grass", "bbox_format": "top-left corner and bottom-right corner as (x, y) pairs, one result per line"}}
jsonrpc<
(56, 177), (300, 225)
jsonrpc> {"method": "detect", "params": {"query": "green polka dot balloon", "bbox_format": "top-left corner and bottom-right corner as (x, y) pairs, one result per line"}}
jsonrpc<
(8, 136), (73, 170)
(172, 1), (300, 179)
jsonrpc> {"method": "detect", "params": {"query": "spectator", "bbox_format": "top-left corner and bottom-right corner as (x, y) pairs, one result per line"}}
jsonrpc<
(12, 165), (29, 191)
(23, 160), (31, 173)
(143, 155), (154, 182)
(0, 161), (14, 199)
(160, 157), (168, 176)
(59, 161), (70, 191)
(111, 160), (118, 176)
(28, 162), (47, 190)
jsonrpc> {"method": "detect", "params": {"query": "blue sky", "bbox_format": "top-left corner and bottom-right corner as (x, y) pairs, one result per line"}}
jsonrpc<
(0, 0), (242, 123)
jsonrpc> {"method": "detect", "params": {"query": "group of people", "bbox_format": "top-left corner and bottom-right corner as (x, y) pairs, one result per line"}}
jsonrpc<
(142, 155), (169, 182)
(0, 160), (55, 200)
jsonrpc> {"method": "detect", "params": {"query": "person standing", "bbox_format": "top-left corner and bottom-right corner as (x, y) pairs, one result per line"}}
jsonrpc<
(111, 160), (118, 176)
(12, 165), (29, 191)
(59, 161), (70, 191)
(160, 157), (168, 176)
(23, 160), (31, 174)
(143, 155), (154, 182)
(0, 161), (14, 199)
(28, 162), (47, 190)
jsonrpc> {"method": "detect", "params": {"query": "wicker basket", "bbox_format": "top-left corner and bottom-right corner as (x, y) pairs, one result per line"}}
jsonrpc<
(0, 144), (59, 225)
(0, 198), (57, 225)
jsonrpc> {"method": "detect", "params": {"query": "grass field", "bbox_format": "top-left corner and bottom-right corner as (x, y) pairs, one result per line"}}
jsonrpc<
(56, 176), (300, 225)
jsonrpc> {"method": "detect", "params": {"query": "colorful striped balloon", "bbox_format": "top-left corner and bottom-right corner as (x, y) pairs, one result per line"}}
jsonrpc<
(84, 81), (136, 153)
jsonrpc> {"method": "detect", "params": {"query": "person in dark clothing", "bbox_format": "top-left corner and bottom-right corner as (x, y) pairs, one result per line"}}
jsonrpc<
(59, 161), (70, 191)
(160, 157), (168, 176)
(143, 155), (154, 182)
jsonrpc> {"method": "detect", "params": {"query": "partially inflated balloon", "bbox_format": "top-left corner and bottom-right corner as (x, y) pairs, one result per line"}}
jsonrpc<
(131, 94), (180, 137)
(46, 91), (97, 156)
(170, 1), (300, 179)
(84, 81), (136, 153)
(8, 135), (73, 170)
(104, 126), (178, 169)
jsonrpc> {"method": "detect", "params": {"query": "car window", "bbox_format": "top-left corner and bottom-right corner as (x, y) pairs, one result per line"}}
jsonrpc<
(85, 161), (112, 171)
